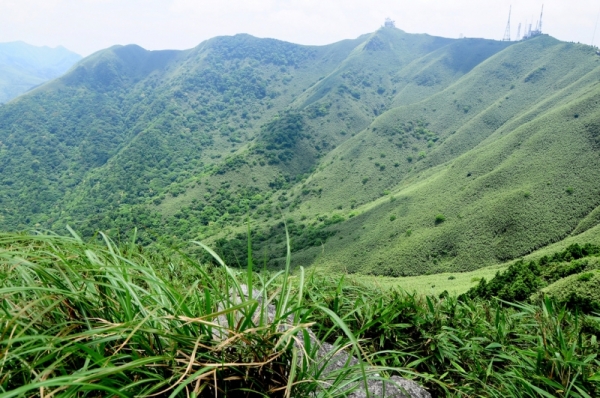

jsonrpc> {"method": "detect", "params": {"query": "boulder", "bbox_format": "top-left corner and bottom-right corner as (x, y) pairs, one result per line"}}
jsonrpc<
(214, 284), (431, 398)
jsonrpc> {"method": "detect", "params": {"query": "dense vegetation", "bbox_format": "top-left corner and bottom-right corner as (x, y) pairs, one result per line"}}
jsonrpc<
(2, 28), (600, 278)
(1, 232), (599, 397)
(0, 41), (80, 103)
(464, 243), (600, 312)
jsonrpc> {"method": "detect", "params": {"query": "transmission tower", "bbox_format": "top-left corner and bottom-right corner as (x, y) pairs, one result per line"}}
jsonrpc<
(517, 23), (522, 40)
(538, 4), (544, 33)
(503, 6), (512, 41)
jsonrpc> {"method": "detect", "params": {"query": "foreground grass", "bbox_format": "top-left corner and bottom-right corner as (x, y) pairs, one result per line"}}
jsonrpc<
(310, 275), (600, 397)
(1, 230), (600, 397)
(0, 230), (410, 397)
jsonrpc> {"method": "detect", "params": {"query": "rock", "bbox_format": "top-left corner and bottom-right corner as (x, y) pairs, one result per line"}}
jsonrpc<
(213, 284), (431, 398)
(349, 376), (432, 398)
(316, 341), (431, 398)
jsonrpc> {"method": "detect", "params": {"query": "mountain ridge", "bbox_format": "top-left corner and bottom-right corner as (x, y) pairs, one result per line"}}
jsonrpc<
(1, 29), (600, 276)
(0, 41), (81, 103)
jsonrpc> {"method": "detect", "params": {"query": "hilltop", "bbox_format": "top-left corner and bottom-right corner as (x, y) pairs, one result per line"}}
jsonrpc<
(0, 41), (81, 103)
(1, 28), (600, 277)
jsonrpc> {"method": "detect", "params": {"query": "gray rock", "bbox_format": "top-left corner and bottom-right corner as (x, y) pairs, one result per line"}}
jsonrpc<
(213, 284), (431, 398)
(315, 341), (431, 398)
(349, 376), (432, 398)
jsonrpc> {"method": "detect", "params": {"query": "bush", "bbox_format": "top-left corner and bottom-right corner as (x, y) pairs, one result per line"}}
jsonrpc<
(578, 272), (594, 282)
(434, 214), (446, 224)
(463, 243), (600, 312)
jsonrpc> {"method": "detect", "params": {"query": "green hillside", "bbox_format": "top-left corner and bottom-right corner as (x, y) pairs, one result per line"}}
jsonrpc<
(1, 28), (600, 277)
(0, 41), (81, 103)
(298, 37), (600, 275)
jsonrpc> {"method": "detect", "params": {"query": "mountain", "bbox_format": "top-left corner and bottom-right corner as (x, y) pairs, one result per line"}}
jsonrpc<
(1, 28), (600, 277)
(0, 41), (81, 103)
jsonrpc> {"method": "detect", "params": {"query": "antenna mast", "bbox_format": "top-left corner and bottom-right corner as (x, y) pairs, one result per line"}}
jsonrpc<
(538, 4), (544, 33)
(503, 6), (512, 41)
(517, 23), (522, 40)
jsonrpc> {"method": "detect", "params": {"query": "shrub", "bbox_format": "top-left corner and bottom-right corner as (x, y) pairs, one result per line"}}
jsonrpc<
(578, 272), (595, 282)
(435, 214), (446, 224)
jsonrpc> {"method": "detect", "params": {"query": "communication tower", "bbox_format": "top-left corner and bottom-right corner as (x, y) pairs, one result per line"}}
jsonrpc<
(523, 5), (544, 39)
(503, 6), (512, 41)
(516, 23), (522, 40)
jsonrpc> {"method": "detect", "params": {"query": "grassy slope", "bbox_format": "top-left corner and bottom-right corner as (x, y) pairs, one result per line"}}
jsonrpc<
(48, 30), (496, 244)
(384, 222), (600, 297)
(344, 264), (507, 296)
(3, 31), (600, 278)
(284, 36), (600, 275)
(153, 31), (513, 250)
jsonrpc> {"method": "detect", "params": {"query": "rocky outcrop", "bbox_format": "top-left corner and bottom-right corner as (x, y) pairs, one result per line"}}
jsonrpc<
(214, 284), (431, 398)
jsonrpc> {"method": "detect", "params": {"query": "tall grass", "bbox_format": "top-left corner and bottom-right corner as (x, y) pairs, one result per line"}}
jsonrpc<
(306, 275), (600, 397)
(0, 230), (409, 397)
(2, 229), (599, 396)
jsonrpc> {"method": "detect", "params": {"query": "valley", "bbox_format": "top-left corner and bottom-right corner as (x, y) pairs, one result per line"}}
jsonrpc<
(2, 27), (600, 279)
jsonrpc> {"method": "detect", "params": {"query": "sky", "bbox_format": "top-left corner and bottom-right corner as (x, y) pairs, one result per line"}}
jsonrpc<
(2, 0), (600, 57)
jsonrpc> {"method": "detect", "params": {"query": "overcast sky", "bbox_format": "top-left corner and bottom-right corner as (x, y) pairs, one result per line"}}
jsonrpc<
(2, 0), (599, 57)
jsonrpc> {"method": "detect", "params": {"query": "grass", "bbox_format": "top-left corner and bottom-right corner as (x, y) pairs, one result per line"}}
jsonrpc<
(146, 35), (600, 279)
(288, 37), (600, 275)
(343, 264), (507, 296)
(4, 28), (600, 396)
(0, 229), (418, 397)
(1, 229), (600, 397)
